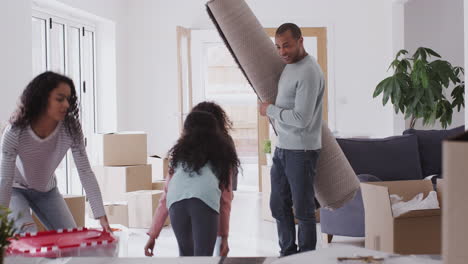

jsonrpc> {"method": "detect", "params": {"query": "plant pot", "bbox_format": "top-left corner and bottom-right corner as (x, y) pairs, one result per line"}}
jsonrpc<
(266, 153), (273, 166)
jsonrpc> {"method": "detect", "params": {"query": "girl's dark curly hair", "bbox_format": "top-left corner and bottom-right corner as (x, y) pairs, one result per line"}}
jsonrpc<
(168, 111), (240, 190)
(192, 101), (233, 135)
(191, 101), (239, 177)
(10, 71), (82, 144)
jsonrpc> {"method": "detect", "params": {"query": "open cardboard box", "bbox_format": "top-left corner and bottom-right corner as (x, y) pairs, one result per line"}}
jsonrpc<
(361, 180), (441, 255)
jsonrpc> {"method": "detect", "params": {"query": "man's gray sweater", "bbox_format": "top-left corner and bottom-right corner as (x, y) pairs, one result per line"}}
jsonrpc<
(267, 55), (324, 150)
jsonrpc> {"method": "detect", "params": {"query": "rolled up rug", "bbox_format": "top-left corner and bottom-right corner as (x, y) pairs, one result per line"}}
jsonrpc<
(315, 123), (360, 209)
(206, 0), (359, 209)
(206, 0), (284, 103)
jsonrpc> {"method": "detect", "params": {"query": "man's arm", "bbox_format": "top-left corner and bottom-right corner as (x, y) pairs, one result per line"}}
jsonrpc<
(266, 71), (322, 128)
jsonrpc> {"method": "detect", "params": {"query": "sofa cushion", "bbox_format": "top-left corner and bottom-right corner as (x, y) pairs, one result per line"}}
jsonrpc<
(403, 126), (465, 177)
(337, 135), (423, 181)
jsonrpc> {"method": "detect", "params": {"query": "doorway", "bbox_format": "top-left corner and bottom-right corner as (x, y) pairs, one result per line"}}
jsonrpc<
(181, 27), (329, 192)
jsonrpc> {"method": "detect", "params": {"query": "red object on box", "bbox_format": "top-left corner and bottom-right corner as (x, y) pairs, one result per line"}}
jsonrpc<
(7, 228), (118, 258)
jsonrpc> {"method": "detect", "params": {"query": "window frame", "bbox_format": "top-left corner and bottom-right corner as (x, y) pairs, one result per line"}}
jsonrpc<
(31, 8), (98, 195)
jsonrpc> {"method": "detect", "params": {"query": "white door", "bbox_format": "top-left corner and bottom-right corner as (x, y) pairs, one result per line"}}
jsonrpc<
(191, 30), (259, 190)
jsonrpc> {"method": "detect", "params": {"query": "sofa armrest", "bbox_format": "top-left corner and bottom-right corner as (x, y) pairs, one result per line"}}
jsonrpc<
(320, 174), (381, 237)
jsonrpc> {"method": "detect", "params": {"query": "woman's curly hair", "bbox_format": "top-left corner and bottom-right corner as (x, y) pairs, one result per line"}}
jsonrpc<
(168, 111), (240, 190)
(10, 71), (82, 144)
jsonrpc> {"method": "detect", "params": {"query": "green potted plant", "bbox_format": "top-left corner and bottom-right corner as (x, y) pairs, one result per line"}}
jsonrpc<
(263, 139), (272, 166)
(373, 47), (464, 129)
(0, 207), (17, 264)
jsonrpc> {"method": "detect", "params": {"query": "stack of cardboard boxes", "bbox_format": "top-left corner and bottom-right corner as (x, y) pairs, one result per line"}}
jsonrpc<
(93, 132), (169, 228)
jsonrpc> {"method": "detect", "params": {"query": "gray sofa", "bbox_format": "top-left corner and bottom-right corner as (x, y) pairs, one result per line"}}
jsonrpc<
(320, 125), (464, 242)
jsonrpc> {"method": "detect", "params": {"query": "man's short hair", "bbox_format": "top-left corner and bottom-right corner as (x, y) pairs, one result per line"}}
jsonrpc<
(276, 23), (302, 39)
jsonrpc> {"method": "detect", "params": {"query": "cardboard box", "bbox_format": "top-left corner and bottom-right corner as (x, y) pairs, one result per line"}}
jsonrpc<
(126, 190), (169, 228)
(98, 132), (147, 166)
(443, 136), (468, 264)
(33, 195), (86, 231)
(148, 155), (169, 181)
(361, 180), (441, 255)
(94, 165), (152, 202)
(152, 180), (166, 191)
(105, 203), (129, 227)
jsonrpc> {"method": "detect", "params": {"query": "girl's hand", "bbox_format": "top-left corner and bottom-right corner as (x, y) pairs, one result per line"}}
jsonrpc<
(144, 238), (156, 256)
(99, 215), (112, 233)
(220, 236), (229, 256)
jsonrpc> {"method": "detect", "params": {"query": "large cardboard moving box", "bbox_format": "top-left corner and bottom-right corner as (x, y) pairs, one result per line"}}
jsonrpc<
(105, 203), (129, 227)
(94, 164), (152, 202)
(443, 136), (468, 264)
(126, 190), (170, 228)
(148, 155), (169, 181)
(361, 180), (441, 255)
(99, 132), (147, 166)
(33, 195), (86, 231)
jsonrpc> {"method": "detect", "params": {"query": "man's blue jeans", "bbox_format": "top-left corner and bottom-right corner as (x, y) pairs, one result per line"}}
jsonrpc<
(270, 148), (320, 256)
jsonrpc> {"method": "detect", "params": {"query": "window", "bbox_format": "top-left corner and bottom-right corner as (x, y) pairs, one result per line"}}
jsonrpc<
(31, 10), (97, 195)
(191, 30), (259, 190)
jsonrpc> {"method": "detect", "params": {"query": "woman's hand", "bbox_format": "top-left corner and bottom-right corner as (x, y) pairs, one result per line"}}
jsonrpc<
(220, 236), (229, 256)
(99, 215), (112, 233)
(144, 238), (156, 257)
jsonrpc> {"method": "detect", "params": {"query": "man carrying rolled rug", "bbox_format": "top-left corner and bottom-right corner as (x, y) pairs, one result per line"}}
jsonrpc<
(259, 23), (325, 256)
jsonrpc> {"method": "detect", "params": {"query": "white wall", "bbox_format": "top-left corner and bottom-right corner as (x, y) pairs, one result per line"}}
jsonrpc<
(53, 0), (125, 22)
(117, 0), (399, 155)
(392, 1), (407, 135)
(405, 0), (465, 130)
(115, 0), (211, 154)
(0, 0), (32, 126)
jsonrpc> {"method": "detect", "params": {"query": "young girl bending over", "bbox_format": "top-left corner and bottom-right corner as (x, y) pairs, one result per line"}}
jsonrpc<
(144, 111), (239, 256)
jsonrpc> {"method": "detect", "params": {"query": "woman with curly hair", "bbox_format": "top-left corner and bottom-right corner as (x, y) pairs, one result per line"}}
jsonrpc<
(144, 110), (240, 257)
(0, 71), (110, 233)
